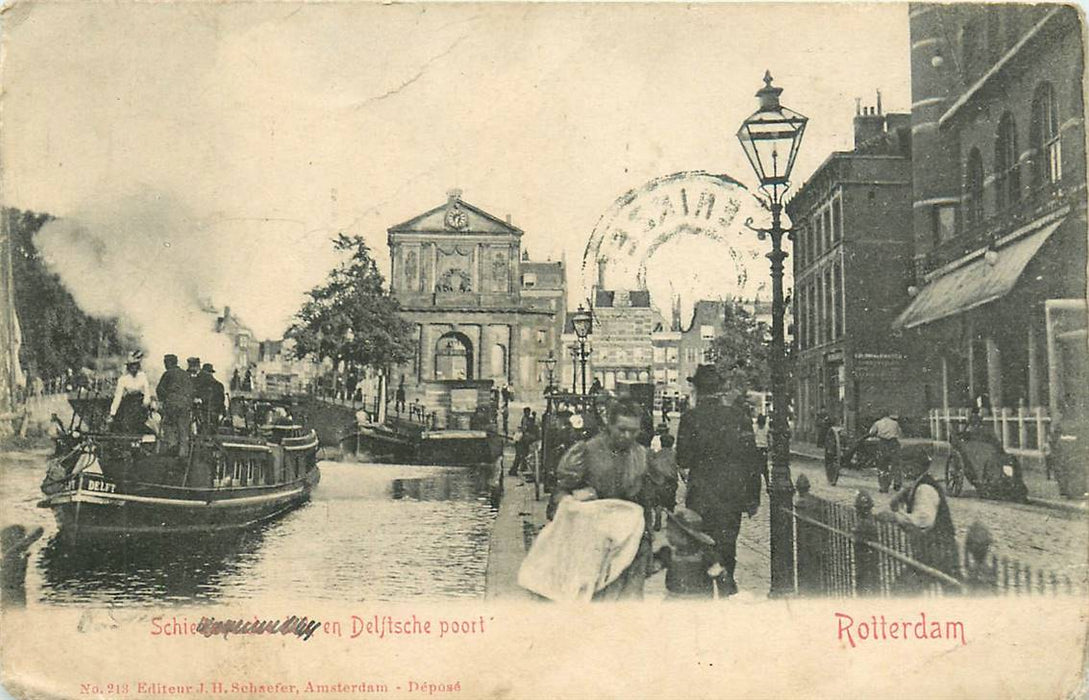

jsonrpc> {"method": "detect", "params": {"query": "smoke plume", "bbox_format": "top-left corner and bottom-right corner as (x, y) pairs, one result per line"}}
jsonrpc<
(33, 190), (319, 381)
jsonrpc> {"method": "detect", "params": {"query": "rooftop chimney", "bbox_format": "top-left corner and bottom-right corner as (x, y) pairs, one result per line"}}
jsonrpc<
(597, 259), (607, 289)
(853, 95), (886, 148)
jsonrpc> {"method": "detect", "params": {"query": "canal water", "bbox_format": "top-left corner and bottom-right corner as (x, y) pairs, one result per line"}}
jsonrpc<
(0, 453), (498, 606)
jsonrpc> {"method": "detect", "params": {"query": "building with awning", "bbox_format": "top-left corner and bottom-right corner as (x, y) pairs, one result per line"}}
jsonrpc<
(894, 214), (1064, 331)
(905, 4), (1087, 460)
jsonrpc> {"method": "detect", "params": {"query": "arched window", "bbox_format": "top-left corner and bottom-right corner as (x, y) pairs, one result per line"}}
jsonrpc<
(490, 343), (507, 379)
(964, 148), (985, 229)
(1030, 82), (1062, 187)
(994, 113), (1021, 212)
(435, 332), (473, 380)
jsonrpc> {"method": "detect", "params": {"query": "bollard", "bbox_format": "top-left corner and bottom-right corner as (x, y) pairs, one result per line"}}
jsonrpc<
(963, 521), (997, 594)
(852, 490), (880, 596)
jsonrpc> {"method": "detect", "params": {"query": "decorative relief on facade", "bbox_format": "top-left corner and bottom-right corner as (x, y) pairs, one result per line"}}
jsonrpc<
(404, 249), (418, 292)
(437, 268), (472, 293)
(490, 249), (508, 292)
(436, 245), (474, 293)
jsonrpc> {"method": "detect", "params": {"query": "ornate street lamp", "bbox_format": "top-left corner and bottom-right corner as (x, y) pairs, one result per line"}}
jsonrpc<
(544, 350), (557, 394)
(571, 304), (593, 395)
(737, 71), (808, 598)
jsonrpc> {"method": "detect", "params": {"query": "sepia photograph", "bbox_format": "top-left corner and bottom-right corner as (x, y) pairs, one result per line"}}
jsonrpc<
(0, 1), (1086, 698)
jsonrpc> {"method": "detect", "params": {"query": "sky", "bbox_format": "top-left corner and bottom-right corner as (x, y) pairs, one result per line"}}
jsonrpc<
(1, 2), (911, 340)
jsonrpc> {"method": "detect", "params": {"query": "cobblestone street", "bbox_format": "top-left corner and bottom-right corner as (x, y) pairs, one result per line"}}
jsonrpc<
(786, 454), (1089, 586)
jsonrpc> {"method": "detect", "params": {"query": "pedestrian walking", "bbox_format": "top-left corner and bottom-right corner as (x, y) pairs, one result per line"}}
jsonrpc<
(548, 398), (677, 600)
(676, 365), (763, 597)
(394, 380), (406, 414)
(650, 433), (679, 529)
(156, 354), (194, 456)
(509, 407), (537, 475)
(753, 414), (770, 488)
(656, 508), (722, 600)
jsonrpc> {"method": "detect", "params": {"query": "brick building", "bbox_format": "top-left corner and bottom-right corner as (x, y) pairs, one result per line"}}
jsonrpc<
(585, 288), (659, 392)
(895, 4), (1087, 457)
(387, 191), (565, 402)
(785, 99), (921, 441)
(214, 306), (256, 370)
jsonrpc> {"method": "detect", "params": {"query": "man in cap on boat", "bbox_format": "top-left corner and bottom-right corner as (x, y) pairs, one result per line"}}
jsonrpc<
(195, 363), (226, 434)
(109, 351), (151, 433)
(157, 354), (194, 455)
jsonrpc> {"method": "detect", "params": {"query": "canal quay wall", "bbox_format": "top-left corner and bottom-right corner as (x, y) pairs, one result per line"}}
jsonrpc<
(484, 469), (547, 601)
(303, 398), (358, 447)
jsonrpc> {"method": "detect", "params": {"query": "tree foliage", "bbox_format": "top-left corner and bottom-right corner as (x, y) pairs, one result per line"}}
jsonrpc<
(286, 233), (414, 369)
(6, 209), (132, 379)
(710, 300), (772, 393)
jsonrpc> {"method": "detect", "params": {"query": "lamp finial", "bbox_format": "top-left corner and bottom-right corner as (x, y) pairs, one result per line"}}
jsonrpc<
(763, 70), (773, 87)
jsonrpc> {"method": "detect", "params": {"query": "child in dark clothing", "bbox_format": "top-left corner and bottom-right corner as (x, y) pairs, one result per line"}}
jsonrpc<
(656, 508), (723, 599)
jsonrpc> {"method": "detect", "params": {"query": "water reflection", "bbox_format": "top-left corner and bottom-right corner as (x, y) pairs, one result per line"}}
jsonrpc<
(37, 527), (270, 606)
(23, 460), (497, 606)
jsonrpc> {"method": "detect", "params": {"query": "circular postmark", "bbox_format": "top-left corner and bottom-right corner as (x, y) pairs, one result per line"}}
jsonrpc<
(581, 171), (776, 317)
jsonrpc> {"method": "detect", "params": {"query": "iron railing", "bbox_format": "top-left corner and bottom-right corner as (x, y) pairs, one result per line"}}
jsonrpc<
(788, 474), (1080, 597)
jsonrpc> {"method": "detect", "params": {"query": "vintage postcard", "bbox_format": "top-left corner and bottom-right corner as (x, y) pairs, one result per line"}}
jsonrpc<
(0, 1), (1086, 698)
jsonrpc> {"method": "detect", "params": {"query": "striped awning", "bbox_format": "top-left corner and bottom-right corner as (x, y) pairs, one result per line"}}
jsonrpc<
(893, 217), (1063, 330)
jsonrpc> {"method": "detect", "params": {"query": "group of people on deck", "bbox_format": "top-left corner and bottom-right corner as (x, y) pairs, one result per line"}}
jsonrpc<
(107, 351), (226, 454)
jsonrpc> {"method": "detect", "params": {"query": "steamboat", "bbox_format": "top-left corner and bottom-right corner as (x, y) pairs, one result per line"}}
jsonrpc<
(38, 391), (320, 540)
(350, 379), (504, 467)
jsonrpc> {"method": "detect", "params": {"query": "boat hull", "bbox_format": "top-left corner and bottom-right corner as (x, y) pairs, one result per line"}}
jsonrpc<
(41, 469), (320, 539)
(354, 423), (503, 466)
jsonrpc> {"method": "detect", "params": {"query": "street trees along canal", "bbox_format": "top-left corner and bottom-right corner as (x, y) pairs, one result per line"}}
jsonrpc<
(7, 209), (133, 379)
(287, 233), (415, 371)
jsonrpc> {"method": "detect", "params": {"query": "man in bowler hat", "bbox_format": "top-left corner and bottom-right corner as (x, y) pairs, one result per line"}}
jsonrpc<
(196, 363), (226, 434)
(676, 365), (763, 596)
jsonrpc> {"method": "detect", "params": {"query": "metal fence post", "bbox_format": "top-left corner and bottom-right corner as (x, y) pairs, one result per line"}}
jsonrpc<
(794, 474), (821, 596)
(853, 490), (879, 596)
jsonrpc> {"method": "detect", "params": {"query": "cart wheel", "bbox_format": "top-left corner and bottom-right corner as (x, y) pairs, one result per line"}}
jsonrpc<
(946, 449), (966, 497)
(824, 429), (841, 486)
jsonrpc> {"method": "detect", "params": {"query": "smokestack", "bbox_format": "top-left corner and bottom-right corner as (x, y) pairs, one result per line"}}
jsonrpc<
(876, 89), (883, 115)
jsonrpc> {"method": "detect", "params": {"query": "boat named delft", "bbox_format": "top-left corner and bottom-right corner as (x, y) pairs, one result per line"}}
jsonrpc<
(38, 394), (320, 539)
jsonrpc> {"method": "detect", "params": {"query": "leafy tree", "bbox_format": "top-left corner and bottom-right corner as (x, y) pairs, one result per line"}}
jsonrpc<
(6, 209), (132, 380)
(710, 300), (772, 394)
(286, 233), (414, 371)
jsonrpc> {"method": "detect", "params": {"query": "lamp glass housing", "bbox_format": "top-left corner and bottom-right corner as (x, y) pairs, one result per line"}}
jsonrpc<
(572, 305), (593, 340)
(736, 73), (808, 187)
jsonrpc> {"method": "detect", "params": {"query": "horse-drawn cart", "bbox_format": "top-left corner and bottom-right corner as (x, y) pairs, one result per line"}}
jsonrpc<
(823, 425), (1027, 502)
